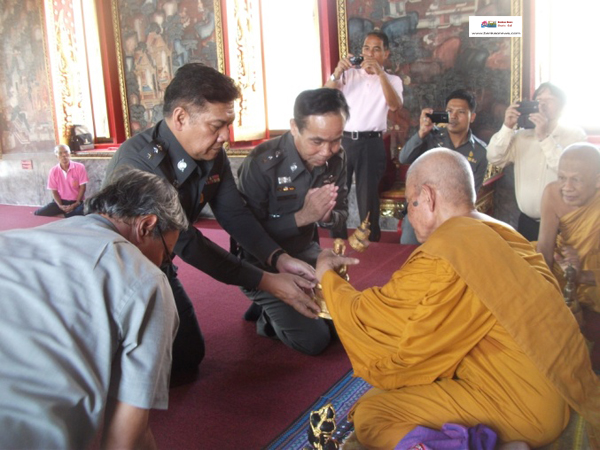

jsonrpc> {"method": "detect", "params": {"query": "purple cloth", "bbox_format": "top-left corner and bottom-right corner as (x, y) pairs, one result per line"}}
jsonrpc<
(395, 423), (497, 450)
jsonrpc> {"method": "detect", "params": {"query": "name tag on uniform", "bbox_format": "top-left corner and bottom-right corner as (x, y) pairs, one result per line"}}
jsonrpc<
(277, 194), (297, 201)
(206, 174), (221, 185)
(277, 185), (295, 192)
(278, 176), (292, 184)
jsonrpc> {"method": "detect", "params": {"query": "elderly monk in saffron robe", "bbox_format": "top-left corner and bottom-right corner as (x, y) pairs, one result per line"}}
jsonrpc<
(315, 149), (600, 449)
(537, 143), (600, 312)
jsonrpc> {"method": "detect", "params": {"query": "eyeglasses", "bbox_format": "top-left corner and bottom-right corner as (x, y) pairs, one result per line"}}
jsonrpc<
(160, 231), (173, 266)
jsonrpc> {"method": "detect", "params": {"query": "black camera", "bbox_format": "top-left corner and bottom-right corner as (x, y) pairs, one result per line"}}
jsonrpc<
(516, 100), (539, 129)
(349, 56), (364, 66)
(426, 111), (449, 124)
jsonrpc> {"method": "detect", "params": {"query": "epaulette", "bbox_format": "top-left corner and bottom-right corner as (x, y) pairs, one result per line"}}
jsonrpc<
(472, 134), (487, 148)
(257, 146), (285, 171)
(139, 140), (168, 169)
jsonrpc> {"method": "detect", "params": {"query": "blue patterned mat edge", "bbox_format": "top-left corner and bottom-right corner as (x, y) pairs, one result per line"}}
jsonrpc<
(265, 370), (371, 450)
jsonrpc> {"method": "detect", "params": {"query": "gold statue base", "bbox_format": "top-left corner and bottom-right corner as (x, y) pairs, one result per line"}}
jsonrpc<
(315, 215), (371, 320)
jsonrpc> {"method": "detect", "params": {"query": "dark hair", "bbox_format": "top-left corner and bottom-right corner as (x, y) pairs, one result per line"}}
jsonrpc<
(533, 82), (567, 106)
(445, 89), (477, 112)
(293, 88), (350, 132)
(365, 31), (389, 50)
(163, 63), (240, 116)
(86, 167), (189, 236)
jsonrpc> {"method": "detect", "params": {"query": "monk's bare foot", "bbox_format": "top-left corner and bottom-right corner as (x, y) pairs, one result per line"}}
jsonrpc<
(498, 442), (530, 450)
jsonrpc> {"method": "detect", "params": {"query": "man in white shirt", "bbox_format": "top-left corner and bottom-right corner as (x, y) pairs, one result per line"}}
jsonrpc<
(486, 82), (586, 240)
(325, 31), (403, 242)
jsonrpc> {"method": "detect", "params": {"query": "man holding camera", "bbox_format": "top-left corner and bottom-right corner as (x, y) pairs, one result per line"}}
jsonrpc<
(398, 89), (488, 244)
(325, 31), (403, 242)
(486, 82), (586, 240)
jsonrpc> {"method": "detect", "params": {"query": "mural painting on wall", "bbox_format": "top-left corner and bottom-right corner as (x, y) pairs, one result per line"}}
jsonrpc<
(0, 0), (55, 154)
(347, 0), (511, 148)
(117, 0), (219, 135)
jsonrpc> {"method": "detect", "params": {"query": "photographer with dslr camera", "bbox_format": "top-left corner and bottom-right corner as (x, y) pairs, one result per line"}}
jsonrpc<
(325, 31), (403, 242)
(487, 82), (586, 240)
(398, 89), (487, 244)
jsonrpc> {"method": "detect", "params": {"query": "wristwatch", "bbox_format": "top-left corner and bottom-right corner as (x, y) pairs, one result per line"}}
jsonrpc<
(329, 73), (338, 82)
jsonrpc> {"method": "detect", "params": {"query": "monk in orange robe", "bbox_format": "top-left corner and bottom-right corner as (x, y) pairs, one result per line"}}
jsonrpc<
(315, 149), (600, 449)
(537, 143), (600, 312)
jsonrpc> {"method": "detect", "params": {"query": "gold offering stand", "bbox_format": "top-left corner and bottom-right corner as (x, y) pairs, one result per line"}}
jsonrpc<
(314, 215), (371, 319)
(307, 216), (373, 450)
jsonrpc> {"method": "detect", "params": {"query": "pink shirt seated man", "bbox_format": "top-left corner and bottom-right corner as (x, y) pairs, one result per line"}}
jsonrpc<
(34, 144), (89, 218)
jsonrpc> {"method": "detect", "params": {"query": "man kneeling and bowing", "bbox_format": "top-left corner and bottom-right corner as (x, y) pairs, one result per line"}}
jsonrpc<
(236, 88), (349, 354)
(315, 149), (600, 448)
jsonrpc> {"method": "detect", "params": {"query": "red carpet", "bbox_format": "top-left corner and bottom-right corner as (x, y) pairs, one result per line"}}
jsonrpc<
(4, 205), (597, 448)
(0, 205), (413, 449)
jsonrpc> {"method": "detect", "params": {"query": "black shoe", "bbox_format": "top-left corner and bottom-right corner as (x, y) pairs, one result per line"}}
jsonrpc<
(243, 303), (263, 322)
(369, 231), (381, 242)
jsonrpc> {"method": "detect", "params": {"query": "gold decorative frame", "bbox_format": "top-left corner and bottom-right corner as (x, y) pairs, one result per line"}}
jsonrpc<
(41, 0), (58, 147)
(337, 0), (523, 108)
(214, 0), (226, 74)
(510, 0), (523, 103)
(336, 0), (349, 60)
(112, 0), (226, 139)
(111, 0), (130, 138)
(338, 0), (524, 218)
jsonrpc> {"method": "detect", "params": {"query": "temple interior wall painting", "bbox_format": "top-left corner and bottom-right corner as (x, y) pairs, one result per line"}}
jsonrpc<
(345, 0), (514, 150)
(116, 0), (220, 135)
(0, 0), (56, 155)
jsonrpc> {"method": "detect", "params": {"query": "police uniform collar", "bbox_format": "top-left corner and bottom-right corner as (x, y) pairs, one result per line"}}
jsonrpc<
(433, 127), (476, 149)
(432, 125), (445, 137)
(466, 129), (476, 146)
(157, 120), (198, 185)
(277, 132), (310, 181)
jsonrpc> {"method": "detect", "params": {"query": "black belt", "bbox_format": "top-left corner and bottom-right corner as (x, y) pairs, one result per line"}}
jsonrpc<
(343, 131), (383, 140)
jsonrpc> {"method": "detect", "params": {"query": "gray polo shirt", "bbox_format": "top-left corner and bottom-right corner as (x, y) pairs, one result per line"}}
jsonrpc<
(0, 215), (178, 449)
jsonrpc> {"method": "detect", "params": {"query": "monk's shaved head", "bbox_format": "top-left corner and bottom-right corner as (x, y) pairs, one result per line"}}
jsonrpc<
(560, 143), (600, 175)
(406, 148), (476, 208)
(557, 142), (600, 207)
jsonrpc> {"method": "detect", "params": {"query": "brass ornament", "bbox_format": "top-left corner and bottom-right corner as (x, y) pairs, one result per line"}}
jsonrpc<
(314, 215), (371, 320)
(308, 403), (339, 450)
(347, 214), (371, 253)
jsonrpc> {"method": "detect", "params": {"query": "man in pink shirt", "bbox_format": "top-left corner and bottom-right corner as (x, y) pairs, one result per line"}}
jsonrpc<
(325, 31), (403, 241)
(35, 144), (89, 217)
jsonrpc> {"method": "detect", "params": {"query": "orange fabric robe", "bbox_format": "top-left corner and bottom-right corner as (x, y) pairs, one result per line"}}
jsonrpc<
(322, 217), (600, 450)
(554, 192), (600, 312)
